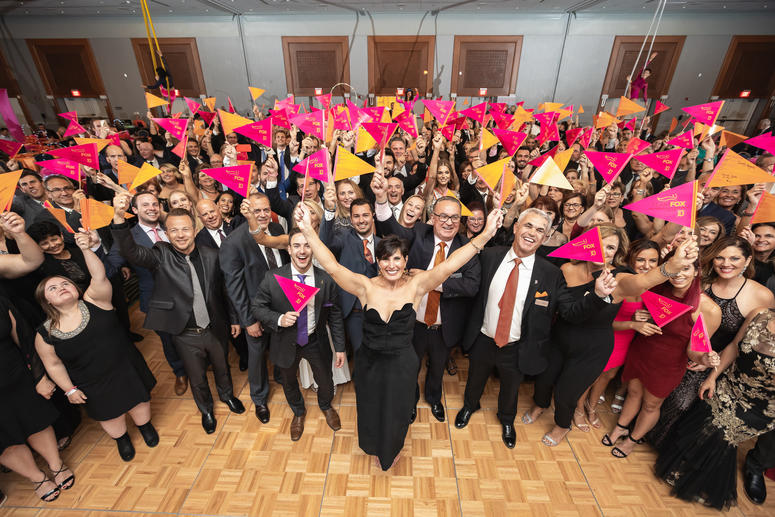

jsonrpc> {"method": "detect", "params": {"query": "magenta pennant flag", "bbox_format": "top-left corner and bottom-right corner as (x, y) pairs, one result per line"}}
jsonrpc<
(293, 148), (330, 183)
(63, 120), (87, 138)
(635, 148), (685, 179)
(274, 274), (319, 312)
(528, 153), (549, 168)
(548, 226), (605, 262)
(565, 127), (584, 147)
(346, 100), (371, 129)
(276, 96), (296, 111)
(270, 108), (291, 129)
(360, 106), (386, 123)
(490, 109), (514, 130)
(641, 290), (694, 328)
(666, 130), (695, 149)
(624, 118), (637, 131)
(201, 164), (251, 197)
(58, 111), (78, 123)
(290, 110), (325, 140)
(227, 97), (236, 114)
(440, 123), (455, 141)
(745, 132), (775, 155)
(362, 122), (398, 148)
(654, 100), (670, 115)
(493, 129), (527, 156)
(624, 180), (699, 228)
(625, 137), (651, 155)
(48, 143), (99, 169)
(108, 133), (122, 147)
(538, 122), (560, 146)
(534, 111), (558, 126)
(460, 102), (488, 124)
(234, 119), (273, 147)
(690, 313), (712, 353)
(36, 158), (80, 181)
(422, 99), (455, 126)
(488, 102), (507, 113)
(393, 110), (418, 139)
(332, 106), (352, 131)
(184, 97), (201, 115)
(448, 114), (469, 131)
(584, 151), (632, 183)
(152, 117), (189, 141)
(315, 93), (332, 110)
(0, 89), (24, 142)
(0, 139), (23, 158)
(579, 127), (594, 149)
(198, 110), (216, 126)
(682, 100), (724, 127)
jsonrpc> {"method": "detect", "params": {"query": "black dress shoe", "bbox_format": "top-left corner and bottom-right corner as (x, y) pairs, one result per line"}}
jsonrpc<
(744, 468), (767, 504)
(224, 397), (245, 414)
(239, 356), (248, 372)
(501, 423), (516, 449)
(138, 422), (159, 447)
(114, 432), (135, 461)
(202, 412), (217, 434)
(455, 407), (475, 429)
(409, 407), (417, 424)
(430, 403), (445, 422)
(255, 404), (270, 423)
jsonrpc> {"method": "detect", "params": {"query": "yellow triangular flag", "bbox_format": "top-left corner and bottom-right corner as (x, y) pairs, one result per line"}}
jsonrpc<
(355, 127), (377, 154)
(380, 109), (392, 123)
(204, 97), (216, 112)
(248, 87), (265, 101)
(130, 162), (163, 191)
(540, 102), (564, 113)
(480, 128), (500, 150)
(499, 171), (516, 207)
(460, 201), (473, 217)
(556, 108), (573, 121)
(474, 157), (511, 192)
(530, 158), (574, 190)
(708, 150), (775, 188)
(117, 160), (142, 185)
(145, 92), (168, 109)
(578, 105), (585, 114)
(510, 105), (533, 130)
(218, 109), (253, 136)
(719, 130), (747, 148)
(74, 137), (110, 152)
(334, 146), (376, 181)
(594, 111), (620, 129)
(554, 148), (574, 172)
(615, 96), (646, 118)
(79, 198), (115, 231)
(391, 101), (405, 119)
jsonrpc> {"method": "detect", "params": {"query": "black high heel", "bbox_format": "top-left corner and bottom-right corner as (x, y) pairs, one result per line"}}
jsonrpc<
(601, 423), (630, 446)
(32, 472), (60, 502)
(611, 434), (644, 458)
(50, 463), (75, 490)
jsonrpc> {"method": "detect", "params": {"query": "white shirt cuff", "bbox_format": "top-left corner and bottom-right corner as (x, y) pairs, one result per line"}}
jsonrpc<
(266, 180), (278, 189)
(374, 201), (393, 222)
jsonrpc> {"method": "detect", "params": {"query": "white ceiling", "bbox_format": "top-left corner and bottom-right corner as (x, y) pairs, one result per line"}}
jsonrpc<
(1, 0), (770, 16)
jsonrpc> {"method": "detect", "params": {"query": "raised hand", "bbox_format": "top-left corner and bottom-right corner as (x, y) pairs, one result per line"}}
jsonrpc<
(0, 212), (26, 235)
(666, 234), (699, 273)
(482, 207), (504, 239)
(594, 267), (617, 298)
(73, 229), (91, 250)
(370, 172), (388, 203)
(112, 193), (131, 223)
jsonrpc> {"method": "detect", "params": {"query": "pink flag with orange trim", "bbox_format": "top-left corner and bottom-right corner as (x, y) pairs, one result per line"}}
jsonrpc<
(690, 313), (712, 353)
(201, 164), (251, 198)
(152, 117), (189, 141)
(635, 148), (684, 179)
(682, 100), (724, 127)
(293, 148), (331, 183)
(63, 120), (87, 138)
(666, 130), (695, 149)
(579, 127), (594, 149)
(36, 158), (80, 181)
(440, 123), (455, 141)
(490, 109), (514, 130)
(58, 111), (78, 123)
(361, 122), (398, 149)
(584, 151), (632, 183)
(315, 93), (332, 110)
(492, 129), (527, 156)
(745, 132), (775, 155)
(565, 127), (583, 147)
(548, 226), (605, 262)
(641, 290), (694, 328)
(274, 274), (319, 312)
(290, 110), (326, 140)
(393, 110), (418, 139)
(184, 97), (201, 115)
(654, 100), (670, 115)
(624, 180), (699, 228)
(422, 99), (455, 126)
(198, 111), (216, 127)
(48, 143), (98, 169)
(234, 119), (273, 147)
(460, 102), (488, 124)
(269, 108), (290, 129)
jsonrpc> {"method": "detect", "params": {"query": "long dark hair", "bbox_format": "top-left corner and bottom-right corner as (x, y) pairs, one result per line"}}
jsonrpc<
(701, 236), (755, 283)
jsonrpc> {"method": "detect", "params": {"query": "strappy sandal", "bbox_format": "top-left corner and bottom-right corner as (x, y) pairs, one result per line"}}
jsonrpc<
(601, 423), (629, 446)
(573, 409), (590, 432)
(541, 433), (560, 447)
(611, 394), (625, 414)
(32, 472), (60, 502)
(584, 401), (601, 429)
(51, 463), (75, 490)
(611, 435), (643, 458)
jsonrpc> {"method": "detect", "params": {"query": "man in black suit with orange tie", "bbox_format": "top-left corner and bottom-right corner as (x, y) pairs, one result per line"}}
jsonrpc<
(453, 208), (617, 448)
(252, 228), (346, 441)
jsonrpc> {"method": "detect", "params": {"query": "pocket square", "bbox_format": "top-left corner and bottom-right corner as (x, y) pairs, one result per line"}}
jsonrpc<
(534, 291), (548, 298)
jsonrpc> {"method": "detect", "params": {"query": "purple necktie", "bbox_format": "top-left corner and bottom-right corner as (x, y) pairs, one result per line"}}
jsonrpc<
(296, 274), (308, 346)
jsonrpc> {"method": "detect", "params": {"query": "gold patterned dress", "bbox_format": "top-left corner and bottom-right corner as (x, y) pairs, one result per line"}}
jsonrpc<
(654, 309), (775, 510)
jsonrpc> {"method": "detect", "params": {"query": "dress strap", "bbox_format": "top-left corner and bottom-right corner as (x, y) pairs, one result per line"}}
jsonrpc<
(733, 278), (747, 298)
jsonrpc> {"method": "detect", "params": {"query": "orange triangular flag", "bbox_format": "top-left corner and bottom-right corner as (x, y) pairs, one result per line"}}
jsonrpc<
(480, 128), (500, 150)
(616, 96), (646, 118)
(248, 87), (265, 101)
(529, 158), (574, 190)
(43, 201), (74, 233)
(719, 130), (747, 149)
(145, 92), (168, 109)
(0, 170), (22, 212)
(355, 127), (377, 154)
(130, 162), (163, 191)
(554, 148), (574, 172)
(204, 97), (216, 112)
(510, 105), (533, 131)
(74, 137), (110, 152)
(708, 149), (774, 188)
(117, 160), (142, 185)
(218, 109), (253, 136)
(334, 146), (376, 180)
(474, 157), (511, 192)
(499, 171), (516, 207)
(594, 111), (620, 129)
(460, 201), (474, 217)
(540, 102), (564, 112)
(556, 108), (573, 121)
(79, 198), (115, 231)
(578, 105), (584, 114)
(751, 191), (775, 224)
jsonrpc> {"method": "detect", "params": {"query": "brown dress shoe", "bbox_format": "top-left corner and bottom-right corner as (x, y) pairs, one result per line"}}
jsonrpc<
(174, 376), (188, 396)
(290, 414), (305, 441)
(323, 408), (341, 431)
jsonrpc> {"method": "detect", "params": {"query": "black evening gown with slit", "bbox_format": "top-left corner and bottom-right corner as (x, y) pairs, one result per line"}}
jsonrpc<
(355, 303), (419, 470)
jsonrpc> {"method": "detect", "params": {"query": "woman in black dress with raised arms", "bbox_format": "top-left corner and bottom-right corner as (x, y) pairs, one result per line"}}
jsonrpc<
(34, 229), (157, 462)
(295, 199), (503, 470)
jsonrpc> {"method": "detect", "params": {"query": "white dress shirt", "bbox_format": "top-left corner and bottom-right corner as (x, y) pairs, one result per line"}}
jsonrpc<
(416, 236), (453, 326)
(257, 229), (282, 268)
(390, 201), (403, 220)
(206, 224), (227, 247)
(138, 222), (169, 243)
(278, 264), (316, 335)
(481, 249), (535, 343)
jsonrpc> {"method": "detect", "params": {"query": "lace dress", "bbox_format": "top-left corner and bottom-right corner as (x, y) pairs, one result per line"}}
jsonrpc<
(655, 309), (775, 510)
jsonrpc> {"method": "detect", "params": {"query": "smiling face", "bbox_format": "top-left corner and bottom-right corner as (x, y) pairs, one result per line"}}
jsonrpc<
(431, 199), (461, 242)
(400, 197), (425, 227)
(19, 174), (45, 200)
(165, 214), (196, 254)
(387, 177), (404, 204)
(37, 234), (65, 256)
(466, 209), (485, 234)
(350, 202), (373, 237)
(186, 140), (200, 157)
(337, 182), (357, 210)
(562, 195), (583, 220)
(631, 248), (659, 274)
(606, 187), (624, 208)
(133, 192), (160, 225)
(712, 245), (751, 279)
(717, 186), (742, 209)
(288, 232), (312, 272)
(196, 199), (222, 230)
(698, 223), (721, 247)
(169, 191), (191, 211)
(217, 193), (234, 216)
(668, 262), (697, 290)
(593, 234), (620, 267)
(377, 249), (408, 282)
(515, 149), (530, 169)
(512, 212), (549, 257)
(160, 166), (178, 185)
(43, 276), (79, 307)
(45, 177), (75, 208)
(753, 225), (775, 255)
(198, 171), (215, 189)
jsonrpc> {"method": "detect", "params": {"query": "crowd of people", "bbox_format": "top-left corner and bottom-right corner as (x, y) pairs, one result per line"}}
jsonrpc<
(0, 94), (773, 511)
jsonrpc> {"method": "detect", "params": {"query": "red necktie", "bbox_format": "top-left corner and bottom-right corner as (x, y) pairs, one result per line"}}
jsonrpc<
(149, 227), (162, 243)
(494, 258), (521, 347)
(363, 239), (374, 264)
(423, 242), (446, 326)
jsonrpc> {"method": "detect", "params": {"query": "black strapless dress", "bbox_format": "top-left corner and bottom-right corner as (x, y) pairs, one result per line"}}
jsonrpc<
(355, 303), (420, 470)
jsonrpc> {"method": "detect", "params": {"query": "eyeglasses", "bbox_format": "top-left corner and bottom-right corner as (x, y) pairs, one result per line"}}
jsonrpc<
(606, 192), (623, 198)
(433, 213), (461, 224)
(47, 186), (75, 193)
(564, 203), (582, 208)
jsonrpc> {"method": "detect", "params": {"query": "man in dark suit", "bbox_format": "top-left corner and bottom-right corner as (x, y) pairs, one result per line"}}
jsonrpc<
(252, 227), (346, 441)
(320, 196), (379, 354)
(266, 171), (323, 222)
(373, 175), (481, 424)
(30, 175), (82, 244)
(220, 192), (288, 424)
(272, 128), (297, 198)
(12, 170), (48, 228)
(112, 196), (245, 434)
(453, 208), (616, 448)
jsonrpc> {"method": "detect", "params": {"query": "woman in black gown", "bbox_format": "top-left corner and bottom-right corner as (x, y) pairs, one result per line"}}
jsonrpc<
(34, 229), (157, 462)
(294, 197), (503, 470)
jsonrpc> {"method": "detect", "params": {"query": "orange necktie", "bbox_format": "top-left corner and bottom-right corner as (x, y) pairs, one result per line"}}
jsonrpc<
(494, 258), (521, 347)
(363, 239), (374, 264)
(424, 242), (446, 326)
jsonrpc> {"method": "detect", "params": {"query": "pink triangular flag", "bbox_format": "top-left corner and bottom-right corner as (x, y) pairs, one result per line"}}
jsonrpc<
(36, 158), (80, 181)
(393, 110), (418, 139)
(152, 117), (189, 141)
(654, 100), (670, 115)
(293, 148), (330, 183)
(579, 127), (594, 149)
(492, 129), (527, 156)
(63, 120), (87, 138)
(227, 96), (236, 114)
(0, 139), (23, 158)
(460, 102), (488, 124)
(682, 100), (724, 127)
(184, 97), (201, 115)
(360, 106), (386, 123)
(199, 111), (216, 126)
(234, 119), (273, 147)
(584, 151), (632, 183)
(624, 180), (699, 228)
(745, 132), (775, 155)
(565, 127), (583, 147)
(641, 290), (694, 328)
(48, 143), (99, 169)
(440, 123), (455, 141)
(171, 133), (187, 159)
(274, 274), (319, 312)
(332, 106), (352, 131)
(490, 109), (514, 130)
(270, 108), (290, 129)
(315, 93), (332, 110)
(201, 164), (251, 198)
(58, 111), (78, 123)
(690, 313), (712, 352)
(548, 226), (605, 262)
(361, 122), (398, 149)
(290, 110), (325, 140)
(634, 148), (684, 179)
(666, 130), (695, 150)
(422, 100), (455, 126)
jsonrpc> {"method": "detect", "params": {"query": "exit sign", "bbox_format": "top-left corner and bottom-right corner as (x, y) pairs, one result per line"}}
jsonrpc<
(479, 88), (488, 96)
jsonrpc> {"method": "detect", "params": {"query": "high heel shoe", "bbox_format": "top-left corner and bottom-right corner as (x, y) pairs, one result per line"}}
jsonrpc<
(602, 423), (630, 447)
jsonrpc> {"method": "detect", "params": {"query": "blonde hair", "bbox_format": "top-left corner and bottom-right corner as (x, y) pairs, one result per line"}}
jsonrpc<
(335, 179), (364, 220)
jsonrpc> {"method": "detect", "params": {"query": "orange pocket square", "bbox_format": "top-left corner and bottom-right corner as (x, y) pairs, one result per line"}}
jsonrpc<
(535, 291), (548, 298)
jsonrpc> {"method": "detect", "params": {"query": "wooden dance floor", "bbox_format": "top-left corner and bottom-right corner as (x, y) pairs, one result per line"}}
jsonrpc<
(1, 308), (773, 517)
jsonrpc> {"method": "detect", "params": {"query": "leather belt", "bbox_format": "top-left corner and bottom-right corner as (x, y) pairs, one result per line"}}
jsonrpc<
(182, 326), (210, 334)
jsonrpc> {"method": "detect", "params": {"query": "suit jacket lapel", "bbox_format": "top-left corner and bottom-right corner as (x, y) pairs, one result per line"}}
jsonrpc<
(522, 258), (543, 322)
(313, 268), (324, 321)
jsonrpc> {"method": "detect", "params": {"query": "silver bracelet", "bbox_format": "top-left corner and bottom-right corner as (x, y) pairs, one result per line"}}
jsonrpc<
(659, 262), (680, 279)
(65, 387), (78, 397)
(248, 227), (263, 235)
